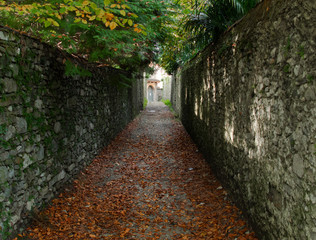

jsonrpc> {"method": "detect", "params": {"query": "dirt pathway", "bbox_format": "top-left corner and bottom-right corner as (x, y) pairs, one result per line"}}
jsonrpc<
(22, 102), (257, 240)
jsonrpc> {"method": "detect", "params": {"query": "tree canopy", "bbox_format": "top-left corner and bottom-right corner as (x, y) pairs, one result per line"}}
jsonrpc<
(159, 0), (261, 73)
(0, 0), (174, 72)
(0, 0), (260, 74)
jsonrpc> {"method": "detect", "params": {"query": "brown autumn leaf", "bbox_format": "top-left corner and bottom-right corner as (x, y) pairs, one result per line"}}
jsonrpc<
(24, 103), (257, 240)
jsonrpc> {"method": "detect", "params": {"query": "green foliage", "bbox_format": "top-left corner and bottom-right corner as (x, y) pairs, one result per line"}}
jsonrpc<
(0, 0), (173, 72)
(0, 124), (6, 135)
(159, 0), (261, 74)
(64, 60), (92, 77)
(307, 74), (314, 84)
(183, 0), (242, 46)
(283, 37), (291, 57)
(162, 98), (178, 117)
(106, 72), (134, 89)
(283, 64), (290, 73)
(0, 82), (4, 93)
(0, 124), (11, 149)
(218, 42), (231, 55)
(1, 0), (261, 75)
(229, 0), (260, 14)
(143, 98), (148, 109)
(297, 44), (305, 58)
(0, 207), (12, 240)
(162, 98), (173, 110)
(162, 99), (172, 107)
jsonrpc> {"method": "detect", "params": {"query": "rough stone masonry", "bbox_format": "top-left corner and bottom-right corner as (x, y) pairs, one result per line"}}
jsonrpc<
(0, 25), (143, 239)
(171, 0), (316, 239)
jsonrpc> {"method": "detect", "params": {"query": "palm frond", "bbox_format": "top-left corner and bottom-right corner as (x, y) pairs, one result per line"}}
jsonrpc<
(229, 0), (245, 13)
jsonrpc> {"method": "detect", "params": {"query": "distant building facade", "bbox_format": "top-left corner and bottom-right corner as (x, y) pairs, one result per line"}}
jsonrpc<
(147, 79), (161, 102)
(145, 64), (171, 102)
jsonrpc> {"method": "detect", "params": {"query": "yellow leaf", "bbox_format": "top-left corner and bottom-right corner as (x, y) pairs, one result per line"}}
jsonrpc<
(109, 21), (117, 30)
(128, 19), (133, 26)
(48, 18), (59, 27)
(89, 15), (96, 21)
(110, 4), (116, 8)
(97, 9), (105, 19)
(55, 13), (62, 20)
(84, 6), (91, 13)
(82, 0), (89, 6)
(53, 21), (60, 27)
(106, 13), (114, 20)
(106, 21), (110, 27)
(67, 6), (76, 11)
(121, 4), (129, 9)
(120, 10), (125, 16)
(82, 19), (87, 24)
(74, 18), (81, 23)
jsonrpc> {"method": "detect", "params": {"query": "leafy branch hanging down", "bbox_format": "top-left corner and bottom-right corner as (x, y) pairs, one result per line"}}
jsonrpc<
(0, 0), (173, 71)
(159, 0), (261, 74)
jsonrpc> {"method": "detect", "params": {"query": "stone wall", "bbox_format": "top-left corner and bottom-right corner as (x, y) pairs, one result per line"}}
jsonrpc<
(171, 0), (316, 239)
(0, 26), (143, 239)
(162, 75), (172, 100)
(170, 74), (181, 116)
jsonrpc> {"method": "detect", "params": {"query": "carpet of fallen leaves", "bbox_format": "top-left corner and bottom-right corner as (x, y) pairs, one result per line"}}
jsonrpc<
(19, 102), (258, 240)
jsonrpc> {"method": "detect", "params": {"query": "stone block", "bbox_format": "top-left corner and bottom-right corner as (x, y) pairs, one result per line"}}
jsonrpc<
(0, 31), (15, 41)
(305, 88), (316, 101)
(40, 186), (48, 196)
(3, 78), (17, 93)
(58, 170), (66, 181)
(37, 145), (44, 161)
(22, 154), (32, 169)
(54, 122), (61, 134)
(26, 199), (35, 211)
(0, 166), (8, 184)
(293, 154), (304, 177)
(5, 125), (16, 141)
(34, 98), (43, 110)
(68, 163), (75, 172)
(16, 117), (27, 133)
(9, 64), (19, 77)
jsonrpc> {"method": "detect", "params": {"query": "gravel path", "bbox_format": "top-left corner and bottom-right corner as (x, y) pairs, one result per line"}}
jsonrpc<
(24, 102), (257, 240)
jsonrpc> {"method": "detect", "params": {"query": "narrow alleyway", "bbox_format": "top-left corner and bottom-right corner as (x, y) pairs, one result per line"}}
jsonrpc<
(22, 102), (257, 240)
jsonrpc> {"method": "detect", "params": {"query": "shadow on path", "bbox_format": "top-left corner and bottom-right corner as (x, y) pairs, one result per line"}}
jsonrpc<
(23, 102), (257, 239)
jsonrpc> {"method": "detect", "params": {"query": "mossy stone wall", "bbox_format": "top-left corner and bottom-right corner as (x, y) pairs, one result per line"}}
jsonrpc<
(0, 26), (143, 239)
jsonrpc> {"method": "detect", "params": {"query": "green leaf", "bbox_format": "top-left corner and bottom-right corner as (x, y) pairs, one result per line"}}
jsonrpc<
(104, 0), (111, 6)
(120, 10), (126, 16)
(47, 18), (59, 27)
(37, 18), (45, 23)
(59, 7), (67, 14)
(44, 20), (52, 28)
(128, 19), (133, 26)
